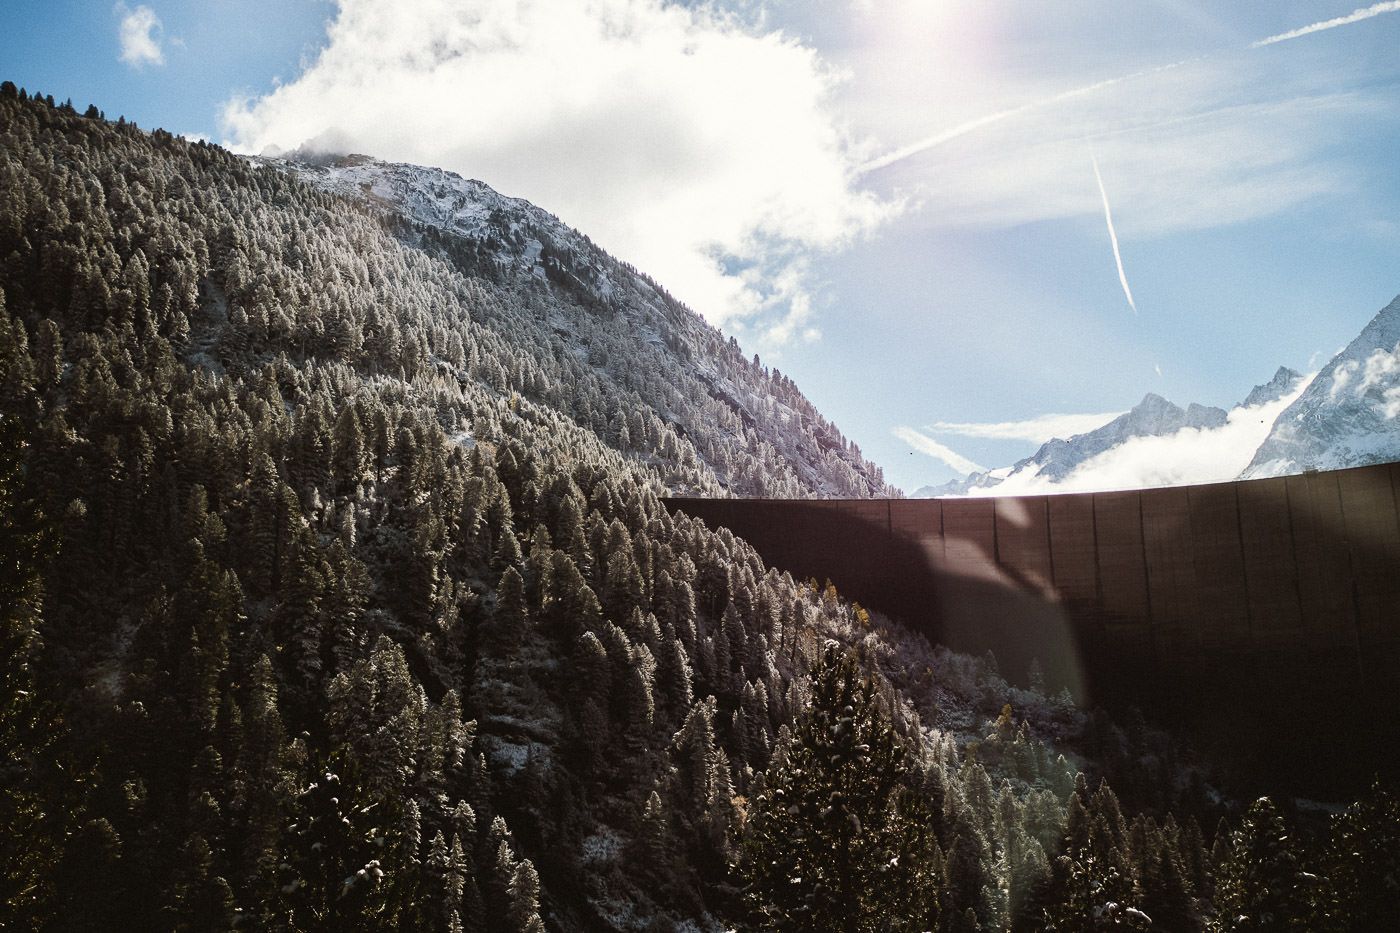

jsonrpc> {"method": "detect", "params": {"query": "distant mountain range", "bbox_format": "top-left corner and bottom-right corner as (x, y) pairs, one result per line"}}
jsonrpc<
(916, 294), (1400, 496)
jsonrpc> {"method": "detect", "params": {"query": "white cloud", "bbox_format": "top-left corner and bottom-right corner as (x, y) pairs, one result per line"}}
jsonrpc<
(116, 3), (164, 68)
(222, 0), (892, 340)
(972, 374), (1314, 495)
(1358, 341), (1400, 393)
(1331, 341), (1400, 418)
(926, 411), (1124, 443)
(894, 426), (984, 475)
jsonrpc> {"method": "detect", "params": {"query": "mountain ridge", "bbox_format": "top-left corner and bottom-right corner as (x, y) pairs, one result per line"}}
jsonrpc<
(1245, 294), (1400, 478)
(265, 151), (895, 499)
(915, 391), (1230, 497)
(915, 364), (1310, 497)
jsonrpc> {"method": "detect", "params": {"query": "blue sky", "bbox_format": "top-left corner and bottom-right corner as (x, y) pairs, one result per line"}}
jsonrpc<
(3, 1), (1398, 492)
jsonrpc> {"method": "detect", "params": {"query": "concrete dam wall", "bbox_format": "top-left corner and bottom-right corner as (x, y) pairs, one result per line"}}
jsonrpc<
(665, 463), (1400, 792)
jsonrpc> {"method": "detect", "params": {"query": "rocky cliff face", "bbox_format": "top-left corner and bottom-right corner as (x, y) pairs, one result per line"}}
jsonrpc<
(1242, 365), (1305, 409)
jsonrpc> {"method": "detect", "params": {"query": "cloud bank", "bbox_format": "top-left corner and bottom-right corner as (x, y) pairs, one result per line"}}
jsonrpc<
(1331, 341), (1400, 418)
(222, 0), (891, 341)
(972, 374), (1314, 496)
(117, 3), (164, 68)
(926, 411), (1127, 443)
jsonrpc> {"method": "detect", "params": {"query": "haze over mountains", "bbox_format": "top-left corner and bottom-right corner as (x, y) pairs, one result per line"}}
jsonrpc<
(917, 296), (1400, 497)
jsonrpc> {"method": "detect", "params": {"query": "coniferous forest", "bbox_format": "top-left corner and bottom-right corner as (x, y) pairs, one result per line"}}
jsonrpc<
(2, 84), (1399, 931)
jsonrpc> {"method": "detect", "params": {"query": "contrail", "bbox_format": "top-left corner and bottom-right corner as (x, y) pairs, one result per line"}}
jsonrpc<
(861, 3), (1400, 175)
(858, 61), (1191, 174)
(1091, 153), (1137, 314)
(1252, 1), (1400, 47)
(893, 426), (985, 475)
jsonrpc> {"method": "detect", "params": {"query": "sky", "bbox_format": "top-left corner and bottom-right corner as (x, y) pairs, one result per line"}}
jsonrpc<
(2, 0), (1398, 493)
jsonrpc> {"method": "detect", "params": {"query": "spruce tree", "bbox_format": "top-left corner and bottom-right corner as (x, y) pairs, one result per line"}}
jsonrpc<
(1209, 798), (1315, 933)
(1309, 782), (1400, 932)
(0, 379), (81, 930)
(739, 644), (938, 932)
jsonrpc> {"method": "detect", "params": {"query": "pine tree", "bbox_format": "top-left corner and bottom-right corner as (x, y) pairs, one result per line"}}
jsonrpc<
(0, 385), (82, 930)
(506, 858), (546, 933)
(1042, 850), (1149, 931)
(492, 566), (529, 651)
(634, 789), (675, 887)
(275, 760), (398, 930)
(168, 831), (236, 931)
(1311, 782), (1400, 932)
(739, 644), (938, 932)
(654, 626), (694, 726)
(332, 402), (367, 493)
(1209, 798), (1315, 933)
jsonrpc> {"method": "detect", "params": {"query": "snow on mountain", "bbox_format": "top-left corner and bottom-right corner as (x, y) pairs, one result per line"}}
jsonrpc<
(1242, 365), (1305, 409)
(1021, 394), (1229, 482)
(918, 293), (1400, 498)
(917, 393), (1230, 497)
(1244, 295), (1400, 478)
(265, 152), (1400, 496)
(917, 363), (1318, 497)
(261, 153), (893, 498)
(911, 467), (1011, 499)
(271, 152), (626, 304)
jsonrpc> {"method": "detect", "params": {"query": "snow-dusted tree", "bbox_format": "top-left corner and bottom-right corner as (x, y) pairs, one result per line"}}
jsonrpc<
(739, 644), (938, 931)
(1209, 798), (1315, 933)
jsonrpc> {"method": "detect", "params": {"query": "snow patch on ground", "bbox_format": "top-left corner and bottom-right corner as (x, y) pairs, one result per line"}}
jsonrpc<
(580, 827), (624, 865)
(265, 154), (626, 304)
(481, 736), (551, 776)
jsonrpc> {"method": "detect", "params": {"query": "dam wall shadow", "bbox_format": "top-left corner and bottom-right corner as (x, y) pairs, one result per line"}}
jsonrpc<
(665, 463), (1400, 795)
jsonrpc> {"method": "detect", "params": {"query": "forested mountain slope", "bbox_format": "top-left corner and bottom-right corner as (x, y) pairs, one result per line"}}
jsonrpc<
(2, 86), (1397, 932)
(269, 151), (894, 501)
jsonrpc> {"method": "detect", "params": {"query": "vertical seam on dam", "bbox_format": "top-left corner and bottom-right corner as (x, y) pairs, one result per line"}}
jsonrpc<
(1282, 477), (1305, 639)
(1091, 494), (1104, 631)
(1333, 473), (1365, 683)
(1138, 491), (1156, 659)
(1233, 482), (1254, 637)
(992, 500), (1001, 566)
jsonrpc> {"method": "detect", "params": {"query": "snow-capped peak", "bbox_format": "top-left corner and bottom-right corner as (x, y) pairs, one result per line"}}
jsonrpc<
(1244, 295), (1400, 478)
(1241, 365), (1304, 409)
